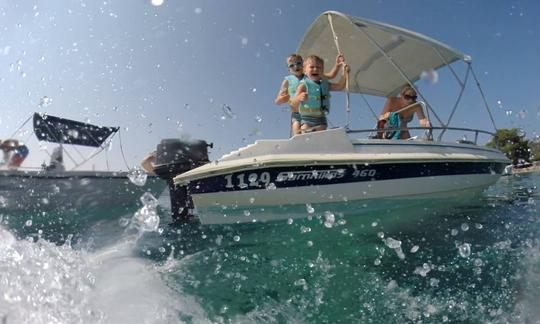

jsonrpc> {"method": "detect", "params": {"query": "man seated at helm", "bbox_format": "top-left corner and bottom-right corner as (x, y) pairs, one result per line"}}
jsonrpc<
(378, 85), (430, 139)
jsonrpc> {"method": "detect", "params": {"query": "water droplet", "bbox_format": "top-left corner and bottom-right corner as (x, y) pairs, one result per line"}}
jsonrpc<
(323, 211), (335, 228)
(410, 245), (420, 253)
(451, 229), (459, 236)
(151, 0), (164, 6)
(461, 223), (469, 231)
(385, 237), (401, 249)
(287, 218), (293, 225)
(254, 115), (262, 122)
(294, 278), (306, 286)
(38, 96), (52, 108)
(516, 110), (527, 119)
(233, 235), (240, 242)
(25, 219), (32, 227)
(420, 69), (438, 83)
(458, 242), (471, 258)
(300, 226), (311, 233)
(118, 217), (130, 227)
(139, 192), (158, 208)
(306, 203), (314, 214)
(243, 210), (251, 217)
(127, 167), (148, 186)
(222, 104), (236, 119)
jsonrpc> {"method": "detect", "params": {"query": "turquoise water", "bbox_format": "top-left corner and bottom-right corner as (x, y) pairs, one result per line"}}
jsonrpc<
(1, 172), (538, 323)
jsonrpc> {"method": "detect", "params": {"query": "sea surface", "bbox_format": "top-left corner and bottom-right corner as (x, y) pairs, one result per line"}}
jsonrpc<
(0, 172), (538, 323)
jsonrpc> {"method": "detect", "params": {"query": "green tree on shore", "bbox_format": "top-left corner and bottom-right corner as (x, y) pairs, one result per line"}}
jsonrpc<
(486, 128), (531, 165)
(530, 139), (540, 161)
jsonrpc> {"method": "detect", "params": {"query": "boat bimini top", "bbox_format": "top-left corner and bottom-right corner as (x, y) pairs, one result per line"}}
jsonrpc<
(297, 11), (497, 134)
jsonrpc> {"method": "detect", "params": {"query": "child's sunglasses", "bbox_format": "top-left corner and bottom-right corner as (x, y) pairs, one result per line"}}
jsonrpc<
(288, 61), (303, 69)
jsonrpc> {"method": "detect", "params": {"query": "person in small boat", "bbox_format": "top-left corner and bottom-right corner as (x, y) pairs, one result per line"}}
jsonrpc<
(274, 53), (345, 135)
(0, 139), (29, 168)
(46, 146), (65, 171)
(378, 85), (430, 140)
(290, 55), (350, 132)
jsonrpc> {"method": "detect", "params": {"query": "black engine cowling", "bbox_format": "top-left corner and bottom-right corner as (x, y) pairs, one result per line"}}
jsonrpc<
(152, 138), (211, 221)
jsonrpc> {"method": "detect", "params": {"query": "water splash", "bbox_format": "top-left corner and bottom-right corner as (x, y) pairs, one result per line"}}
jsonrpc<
(131, 192), (160, 232)
(0, 227), (100, 323)
(127, 167), (148, 186)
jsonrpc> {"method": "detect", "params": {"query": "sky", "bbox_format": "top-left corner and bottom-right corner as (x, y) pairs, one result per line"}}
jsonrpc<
(0, 0), (538, 170)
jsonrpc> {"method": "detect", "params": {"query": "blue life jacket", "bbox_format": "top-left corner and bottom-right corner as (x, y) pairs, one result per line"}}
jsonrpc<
(298, 78), (330, 117)
(285, 75), (304, 99)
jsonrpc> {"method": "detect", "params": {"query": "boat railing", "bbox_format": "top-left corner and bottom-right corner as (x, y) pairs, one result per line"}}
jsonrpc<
(346, 126), (496, 145)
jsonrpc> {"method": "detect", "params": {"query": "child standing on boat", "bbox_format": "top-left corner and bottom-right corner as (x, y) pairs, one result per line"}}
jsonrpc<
(274, 53), (345, 135)
(290, 55), (349, 132)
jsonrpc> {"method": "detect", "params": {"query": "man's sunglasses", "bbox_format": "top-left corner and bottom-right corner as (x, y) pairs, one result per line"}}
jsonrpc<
(288, 61), (303, 69)
(403, 94), (417, 101)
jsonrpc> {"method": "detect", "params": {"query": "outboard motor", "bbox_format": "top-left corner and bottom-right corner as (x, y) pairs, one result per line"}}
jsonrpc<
(152, 138), (211, 222)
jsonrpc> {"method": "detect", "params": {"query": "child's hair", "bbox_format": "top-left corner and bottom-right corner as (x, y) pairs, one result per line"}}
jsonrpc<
(400, 85), (417, 97)
(304, 55), (324, 67)
(286, 53), (303, 64)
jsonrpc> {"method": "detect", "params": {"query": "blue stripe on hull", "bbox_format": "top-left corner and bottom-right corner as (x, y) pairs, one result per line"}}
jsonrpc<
(187, 162), (506, 195)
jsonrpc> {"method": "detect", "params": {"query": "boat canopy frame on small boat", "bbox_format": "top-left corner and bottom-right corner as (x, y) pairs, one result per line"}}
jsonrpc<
(8, 112), (127, 171)
(297, 11), (498, 144)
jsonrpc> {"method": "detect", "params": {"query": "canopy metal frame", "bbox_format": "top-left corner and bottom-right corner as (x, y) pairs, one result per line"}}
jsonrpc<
(299, 11), (499, 142)
(8, 113), (119, 171)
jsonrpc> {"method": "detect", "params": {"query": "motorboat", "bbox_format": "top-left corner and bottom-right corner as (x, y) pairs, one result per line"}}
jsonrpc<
(167, 11), (510, 224)
(0, 113), (165, 215)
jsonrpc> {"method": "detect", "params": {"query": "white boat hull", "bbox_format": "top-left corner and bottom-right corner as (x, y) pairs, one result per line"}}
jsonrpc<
(174, 129), (510, 225)
(191, 173), (500, 224)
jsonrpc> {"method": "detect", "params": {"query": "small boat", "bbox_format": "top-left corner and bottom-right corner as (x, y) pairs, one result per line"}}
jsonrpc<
(0, 113), (165, 215)
(167, 11), (510, 224)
